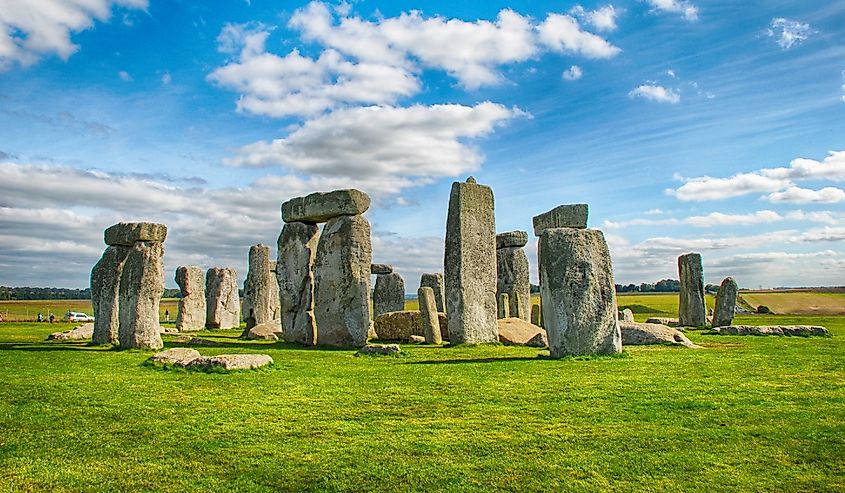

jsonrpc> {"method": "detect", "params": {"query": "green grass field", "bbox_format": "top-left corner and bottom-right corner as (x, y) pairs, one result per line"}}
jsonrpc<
(0, 294), (843, 491)
(740, 291), (845, 316)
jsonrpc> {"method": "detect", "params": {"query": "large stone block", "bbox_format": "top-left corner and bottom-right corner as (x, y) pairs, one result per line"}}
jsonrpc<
(678, 253), (706, 327)
(205, 267), (241, 329)
(496, 230), (528, 249)
(713, 276), (738, 327)
(532, 204), (588, 236)
(373, 272), (405, 319)
(371, 263), (393, 275)
(313, 214), (372, 346)
(444, 178), (498, 344)
(539, 228), (621, 357)
(91, 245), (130, 345)
(496, 246), (530, 321)
(118, 241), (165, 350)
(242, 244), (281, 330)
(418, 287), (442, 344)
(282, 189), (371, 223)
(420, 273), (445, 313)
(277, 222), (320, 345)
(175, 266), (206, 331)
(104, 222), (167, 246)
(373, 310), (448, 341)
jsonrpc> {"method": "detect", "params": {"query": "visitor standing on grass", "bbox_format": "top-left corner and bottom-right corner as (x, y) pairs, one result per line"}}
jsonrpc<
(165, 309), (170, 322)
(49, 313), (55, 323)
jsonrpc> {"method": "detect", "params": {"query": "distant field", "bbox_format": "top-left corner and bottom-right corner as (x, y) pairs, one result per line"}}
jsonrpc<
(0, 299), (180, 322)
(740, 291), (845, 315)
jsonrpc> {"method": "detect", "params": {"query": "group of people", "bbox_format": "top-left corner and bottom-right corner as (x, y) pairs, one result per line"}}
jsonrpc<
(36, 313), (56, 323)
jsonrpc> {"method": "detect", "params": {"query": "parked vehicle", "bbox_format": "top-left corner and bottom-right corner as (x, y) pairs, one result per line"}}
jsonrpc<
(65, 312), (95, 322)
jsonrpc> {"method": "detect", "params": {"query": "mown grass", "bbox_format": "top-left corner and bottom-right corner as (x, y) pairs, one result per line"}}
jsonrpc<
(0, 299), (181, 322)
(1, 310), (844, 492)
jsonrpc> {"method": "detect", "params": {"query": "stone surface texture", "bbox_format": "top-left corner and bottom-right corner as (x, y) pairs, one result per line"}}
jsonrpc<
(532, 204), (588, 236)
(496, 245), (530, 321)
(539, 228), (621, 357)
(277, 222), (320, 345)
(530, 303), (541, 326)
(117, 240), (165, 350)
(620, 322), (701, 348)
(175, 266), (206, 331)
(242, 244), (281, 330)
(47, 323), (94, 341)
(188, 354), (274, 370)
(645, 317), (679, 326)
(444, 179), (498, 344)
(619, 308), (635, 322)
(678, 253), (706, 327)
(497, 318), (547, 346)
(417, 286), (443, 344)
(282, 189), (370, 223)
(148, 348), (202, 366)
(496, 230), (528, 249)
(373, 272), (405, 319)
(91, 245), (130, 344)
(712, 325), (830, 337)
(420, 273), (446, 313)
(104, 222), (167, 246)
(205, 267), (241, 329)
(242, 320), (285, 341)
(371, 263), (393, 275)
(358, 344), (400, 356)
(313, 214), (372, 346)
(374, 310), (448, 341)
(497, 292), (510, 319)
(713, 277), (738, 327)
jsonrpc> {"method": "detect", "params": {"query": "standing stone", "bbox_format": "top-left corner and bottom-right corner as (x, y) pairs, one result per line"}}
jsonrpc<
(206, 267), (241, 329)
(530, 303), (541, 326)
(713, 277), (738, 327)
(532, 204), (588, 236)
(373, 272), (405, 319)
(175, 266), (206, 331)
(91, 246), (130, 345)
(418, 286), (442, 344)
(444, 178), (498, 344)
(420, 273), (446, 313)
(242, 244), (281, 330)
(282, 189), (371, 223)
(118, 240), (165, 350)
(277, 222), (320, 345)
(497, 293), (510, 319)
(496, 232), (530, 322)
(678, 253), (706, 327)
(539, 228), (621, 357)
(313, 214), (372, 346)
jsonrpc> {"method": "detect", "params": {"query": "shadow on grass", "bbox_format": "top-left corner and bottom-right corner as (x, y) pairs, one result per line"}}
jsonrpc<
(0, 341), (109, 352)
(404, 356), (545, 365)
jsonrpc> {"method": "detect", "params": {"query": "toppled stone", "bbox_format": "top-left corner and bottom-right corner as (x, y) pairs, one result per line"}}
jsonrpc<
(205, 267), (241, 330)
(148, 348), (202, 366)
(713, 277), (738, 327)
(282, 189), (371, 223)
(711, 325), (830, 337)
(444, 179), (498, 344)
(104, 222), (167, 246)
(620, 322), (701, 349)
(496, 230), (528, 249)
(172, 336), (223, 347)
(118, 240), (164, 350)
(242, 244), (281, 330)
(526, 332), (548, 348)
(497, 318), (546, 346)
(409, 335), (425, 344)
(373, 272), (405, 319)
(277, 222), (320, 345)
(188, 354), (274, 370)
(532, 204), (588, 236)
(420, 273), (446, 313)
(619, 308), (635, 322)
(645, 317), (679, 327)
(418, 286), (442, 344)
(175, 266), (206, 331)
(497, 245), (530, 321)
(358, 344), (401, 356)
(371, 263), (393, 275)
(47, 323), (94, 341)
(241, 320), (283, 341)
(374, 310), (448, 341)
(678, 253), (706, 327)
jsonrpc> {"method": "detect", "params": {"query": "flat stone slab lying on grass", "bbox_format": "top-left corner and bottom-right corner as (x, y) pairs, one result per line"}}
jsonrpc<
(620, 322), (701, 349)
(497, 318), (547, 347)
(171, 335), (224, 346)
(148, 348), (202, 366)
(711, 325), (830, 337)
(358, 344), (401, 355)
(187, 354), (274, 370)
(47, 323), (94, 341)
(645, 317), (679, 327)
(241, 320), (283, 341)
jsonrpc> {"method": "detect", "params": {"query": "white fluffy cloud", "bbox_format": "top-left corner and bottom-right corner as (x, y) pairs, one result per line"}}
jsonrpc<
(562, 65), (583, 81)
(646, 0), (699, 21)
(604, 209), (845, 230)
(767, 18), (813, 50)
(570, 5), (620, 32)
(0, 0), (147, 70)
(767, 186), (845, 204)
(628, 84), (680, 103)
(536, 13), (621, 59)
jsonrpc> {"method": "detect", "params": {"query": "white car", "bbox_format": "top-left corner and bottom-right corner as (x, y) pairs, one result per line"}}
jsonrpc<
(66, 312), (95, 322)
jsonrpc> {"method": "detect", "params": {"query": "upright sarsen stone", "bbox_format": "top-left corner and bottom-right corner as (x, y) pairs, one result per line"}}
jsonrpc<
(713, 277), (738, 327)
(175, 266), (206, 331)
(373, 272), (405, 319)
(539, 228), (621, 357)
(444, 178), (498, 344)
(496, 233), (531, 322)
(678, 253), (706, 327)
(418, 286), (442, 344)
(118, 241), (165, 350)
(206, 267), (240, 329)
(242, 244), (280, 330)
(277, 222), (320, 345)
(91, 246), (130, 344)
(313, 214), (372, 346)
(420, 273), (445, 313)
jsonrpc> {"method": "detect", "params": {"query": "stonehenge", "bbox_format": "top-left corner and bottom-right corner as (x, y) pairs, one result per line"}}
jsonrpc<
(419, 273), (446, 313)
(242, 244), (280, 330)
(713, 277), (738, 327)
(91, 222), (166, 349)
(497, 293), (510, 319)
(532, 203), (588, 236)
(175, 266), (206, 331)
(206, 267), (240, 329)
(496, 230), (530, 321)
(678, 253), (706, 327)
(444, 177), (499, 344)
(418, 286), (442, 344)
(277, 222), (320, 345)
(372, 269), (405, 319)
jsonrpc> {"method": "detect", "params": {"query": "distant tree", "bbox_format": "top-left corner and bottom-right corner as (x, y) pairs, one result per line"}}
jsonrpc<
(654, 279), (680, 292)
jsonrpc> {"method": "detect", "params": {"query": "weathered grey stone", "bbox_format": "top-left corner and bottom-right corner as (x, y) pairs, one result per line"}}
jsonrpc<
(497, 292), (510, 319)
(148, 348), (202, 366)
(358, 344), (400, 356)
(539, 228), (621, 357)
(678, 253), (706, 327)
(277, 222), (320, 346)
(496, 230), (528, 249)
(418, 286), (442, 344)
(713, 277), (738, 327)
(711, 325), (830, 337)
(444, 179), (498, 344)
(420, 273), (446, 313)
(532, 204), (588, 236)
(645, 317), (679, 326)
(282, 189), (370, 223)
(374, 310), (448, 341)
(373, 272), (405, 319)
(619, 308), (635, 322)
(497, 318), (546, 346)
(91, 245), (130, 345)
(242, 244), (281, 330)
(242, 320), (284, 341)
(371, 263), (393, 275)
(205, 267), (241, 329)
(620, 322), (701, 349)
(188, 354), (274, 370)
(409, 335), (425, 344)
(118, 240), (165, 350)
(530, 303), (541, 326)
(171, 335), (223, 346)
(47, 323), (94, 341)
(496, 246), (530, 321)
(526, 332), (548, 348)
(104, 222), (167, 246)
(175, 266), (206, 332)
(313, 214), (372, 347)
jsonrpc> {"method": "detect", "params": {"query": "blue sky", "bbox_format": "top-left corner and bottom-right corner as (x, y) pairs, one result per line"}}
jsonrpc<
(1, 0), (844, 291)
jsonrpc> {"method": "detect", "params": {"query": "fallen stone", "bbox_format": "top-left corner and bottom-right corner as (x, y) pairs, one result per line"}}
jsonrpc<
(409, 335), (425, 344)
(497, 245), (530, 321)
(678, 252), (706, 327)
(104, 222), (167, 246)
(242, 244), (281, 330)
(620, 322), (701, 349)
(175, 266), (206, 331)
(711, 325), (830, 337)
(188, 354), (274, 370)
(497, 318), (546, 346)
(374, 310), (448, 341)
(373, 272), (405, 319)
(241, 320), (283, 341)
(148, 348), (202, 366)
(371, 263), (393, 275)
(619, 308), (635, 322)
(205, 267), (241, 330)
(645, 317), (679, 327)
(282, 189), (370, 223)
(118, 240), (164, 350)
(532, 204), (588, 236)
(277, 222), (320, 345)
(420, 273), (446, 313)
(47, 323), (94, 341)
(418, 286), (443, 344)
(526, 332), (548, 348)
(358, 344), (401, 356)
(496, 230), (528, 249)
(713, 277), (738, 327)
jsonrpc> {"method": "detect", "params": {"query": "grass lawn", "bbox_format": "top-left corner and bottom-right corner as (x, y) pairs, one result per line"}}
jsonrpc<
(740, 291), (845, 316)
(0, 299), (181, 322)
(1, 308), (844, 491)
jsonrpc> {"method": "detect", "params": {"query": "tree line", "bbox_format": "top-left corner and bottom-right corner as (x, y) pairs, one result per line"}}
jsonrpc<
(0, 286), (182, 300)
